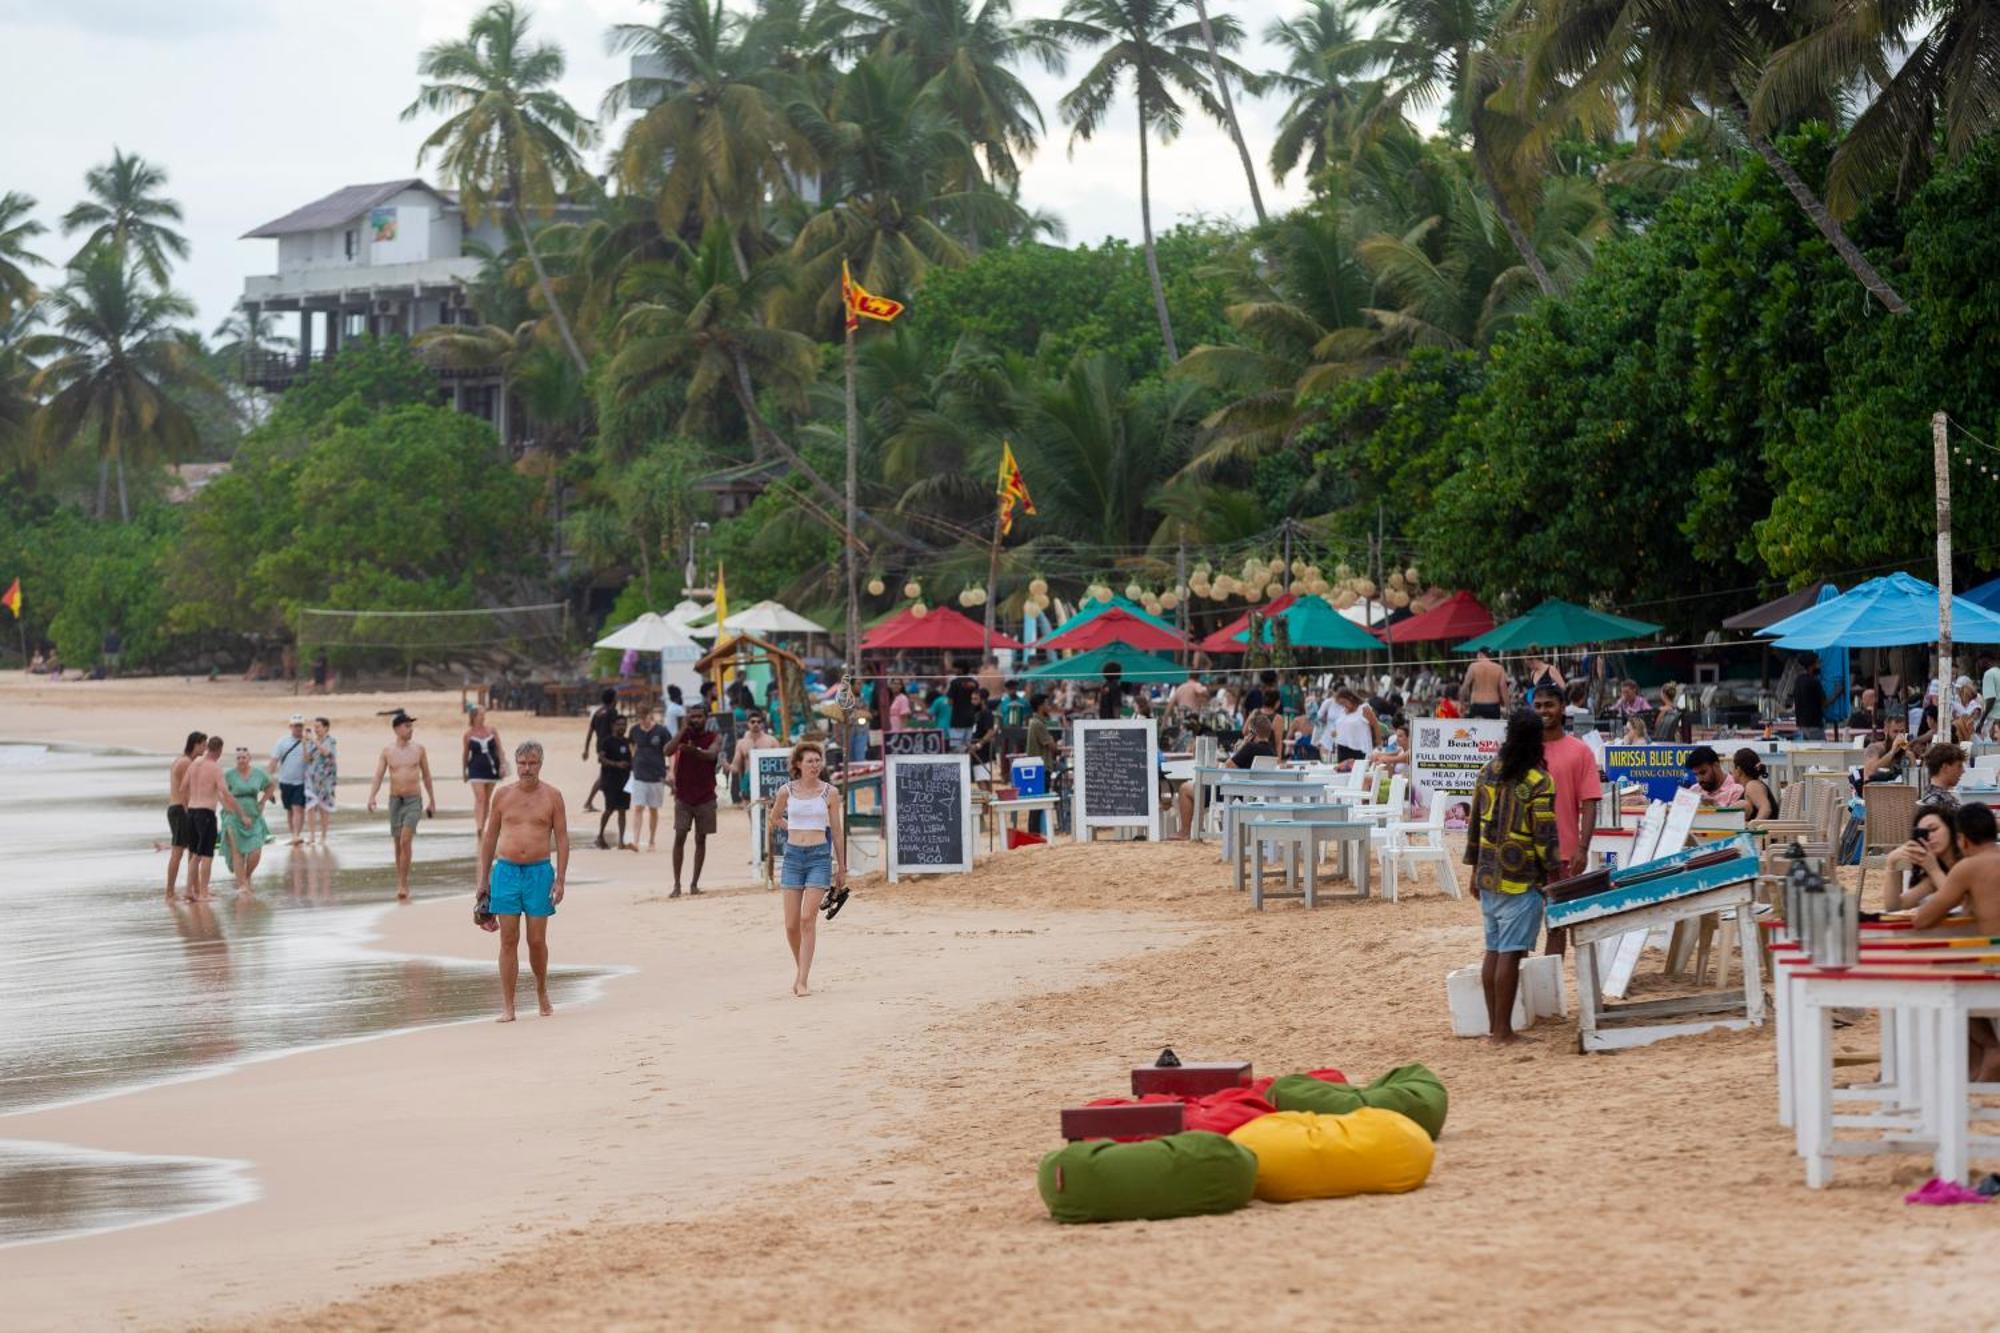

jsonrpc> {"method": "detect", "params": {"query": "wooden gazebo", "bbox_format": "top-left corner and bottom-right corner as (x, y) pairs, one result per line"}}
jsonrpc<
(695, 633), (809, 738)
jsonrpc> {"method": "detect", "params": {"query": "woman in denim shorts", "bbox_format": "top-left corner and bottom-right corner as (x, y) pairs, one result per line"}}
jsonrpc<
(770, 741), (847, 997)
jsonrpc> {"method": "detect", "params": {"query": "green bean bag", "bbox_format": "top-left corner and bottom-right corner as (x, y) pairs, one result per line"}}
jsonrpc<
(1037, 1130), (1259, 1224)
(1267, 1062), (1449, 1140)
(1228, 1108), (1435, 1201)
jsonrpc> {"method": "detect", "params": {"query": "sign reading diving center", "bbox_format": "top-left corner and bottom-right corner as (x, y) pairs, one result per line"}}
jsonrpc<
(886, 753), (973, 882)
(1602, 742), (1698, 802)
(1072, 719), (1162, 841)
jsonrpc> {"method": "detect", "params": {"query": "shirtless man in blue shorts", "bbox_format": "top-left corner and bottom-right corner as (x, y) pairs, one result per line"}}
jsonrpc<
(475, 740), (570, 1022)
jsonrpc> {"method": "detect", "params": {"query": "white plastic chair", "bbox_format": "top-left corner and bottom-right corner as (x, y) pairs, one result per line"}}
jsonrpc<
(1378, 798), (1459, 901)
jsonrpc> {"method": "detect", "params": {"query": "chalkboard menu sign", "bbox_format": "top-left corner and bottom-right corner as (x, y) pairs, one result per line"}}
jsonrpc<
(750, 748), (796, 882)
(883, 730), (950, 756)
(886, 754), (973, 882)
(1073, 719), (1162, 841)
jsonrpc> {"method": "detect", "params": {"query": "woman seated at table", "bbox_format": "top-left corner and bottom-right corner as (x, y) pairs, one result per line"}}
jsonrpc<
(1171, 714), (1278, 839)
(1285, 715), (1321, 762)
(1368, 723), (1411, 775)
(1885, 805), (1960, 911)
(1731, 748), (1779, 821)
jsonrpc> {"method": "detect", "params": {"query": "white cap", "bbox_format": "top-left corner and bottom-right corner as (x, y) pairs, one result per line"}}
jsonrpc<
(289, 712), (306, 724)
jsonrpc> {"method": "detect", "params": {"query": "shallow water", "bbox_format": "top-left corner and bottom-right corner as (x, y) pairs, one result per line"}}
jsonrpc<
(0, 743), (610, 1246)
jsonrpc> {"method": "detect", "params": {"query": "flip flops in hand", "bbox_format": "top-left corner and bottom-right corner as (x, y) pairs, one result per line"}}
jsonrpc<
(821, 886), (850, 920)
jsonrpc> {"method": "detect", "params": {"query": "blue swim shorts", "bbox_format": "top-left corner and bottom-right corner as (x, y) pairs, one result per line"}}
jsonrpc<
(1481, 887), (1545, 954)
(487, 858), (556, 917)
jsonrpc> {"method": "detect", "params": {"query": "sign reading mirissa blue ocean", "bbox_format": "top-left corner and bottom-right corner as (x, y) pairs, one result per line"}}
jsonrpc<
(1603, 743), (1699, 802)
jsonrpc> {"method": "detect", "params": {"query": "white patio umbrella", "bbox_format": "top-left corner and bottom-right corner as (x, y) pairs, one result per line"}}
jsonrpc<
(721, 599), (829, 635)
(665, 599), (719, 640)
(594, 613), (705, 662)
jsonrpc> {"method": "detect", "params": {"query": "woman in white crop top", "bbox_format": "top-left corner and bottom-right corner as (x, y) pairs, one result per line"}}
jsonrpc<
(771, 741), (847, 996)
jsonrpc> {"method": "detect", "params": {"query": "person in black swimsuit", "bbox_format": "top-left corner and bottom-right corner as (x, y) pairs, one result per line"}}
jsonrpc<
(581, 688), (618, 812)
(595, 715), (633, 850)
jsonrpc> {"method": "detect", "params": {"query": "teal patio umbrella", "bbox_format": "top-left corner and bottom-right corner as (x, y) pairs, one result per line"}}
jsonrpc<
(1456, 598), (1661, 652)
(1020, 642), (1186, 682)
(1234, 596), (1383, 651)
(1053, 593), (1181, 639)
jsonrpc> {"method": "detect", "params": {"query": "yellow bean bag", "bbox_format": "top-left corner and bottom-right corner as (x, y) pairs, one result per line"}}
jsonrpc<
(1228, 1108), (1435, 1202)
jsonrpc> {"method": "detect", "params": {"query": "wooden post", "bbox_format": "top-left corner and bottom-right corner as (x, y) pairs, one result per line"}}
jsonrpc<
(844, 320), (861, 669)
(1936, 410), (1953, 693)
(982, 504), (1003, 656)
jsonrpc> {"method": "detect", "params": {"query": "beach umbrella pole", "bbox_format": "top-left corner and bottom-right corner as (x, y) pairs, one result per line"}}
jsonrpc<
(1935, 411), (1955, 690)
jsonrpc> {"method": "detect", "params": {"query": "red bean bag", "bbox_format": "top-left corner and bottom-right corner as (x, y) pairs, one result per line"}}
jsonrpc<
(1249, 1068), (1346, 1098)
(1089, 1088), (1280, 1137)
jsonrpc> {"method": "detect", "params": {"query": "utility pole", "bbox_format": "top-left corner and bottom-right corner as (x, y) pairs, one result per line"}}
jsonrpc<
(1281, 519), (1293, 594)
(1935, 410), (1953, 694)
(844, 319), (861, 672)
(1176, 541), (1188, 665)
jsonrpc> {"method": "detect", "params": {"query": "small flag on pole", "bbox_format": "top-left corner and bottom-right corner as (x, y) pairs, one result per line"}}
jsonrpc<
(997, 442), (1035, 538)
(0, 578), (18, 618)
(841, 260), (905, 331)
(712, 563), (732, 688)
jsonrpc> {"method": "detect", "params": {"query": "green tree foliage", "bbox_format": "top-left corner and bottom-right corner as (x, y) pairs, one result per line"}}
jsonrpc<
(0, 493), (183, 668)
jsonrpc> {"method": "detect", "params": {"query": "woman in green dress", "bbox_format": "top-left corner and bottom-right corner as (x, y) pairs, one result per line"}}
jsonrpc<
(222, 745), (276, 892)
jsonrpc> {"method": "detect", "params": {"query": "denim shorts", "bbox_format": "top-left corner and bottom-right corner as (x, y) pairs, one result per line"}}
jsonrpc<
(780, 840), (833, 890)
(1481, 887), (1545, 953)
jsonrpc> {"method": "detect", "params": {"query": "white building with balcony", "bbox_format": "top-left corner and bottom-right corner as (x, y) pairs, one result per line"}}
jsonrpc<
(239, 179), (585, 445)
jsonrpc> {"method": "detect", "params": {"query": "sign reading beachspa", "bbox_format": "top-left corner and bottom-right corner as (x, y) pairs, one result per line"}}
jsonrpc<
(1410, 718), (1507, 829)
(886, 753), (973, 882)
(1603, 742), (1698, 802)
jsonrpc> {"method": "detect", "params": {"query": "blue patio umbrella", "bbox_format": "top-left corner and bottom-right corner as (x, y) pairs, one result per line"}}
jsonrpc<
(1963, 573), (2000, 615)
(1761, 571), (2000, 649)
(1812, 583), (1850, 723)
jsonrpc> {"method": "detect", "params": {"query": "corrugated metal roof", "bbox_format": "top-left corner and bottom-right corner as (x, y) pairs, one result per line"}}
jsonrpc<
(242, 180), (448, 238)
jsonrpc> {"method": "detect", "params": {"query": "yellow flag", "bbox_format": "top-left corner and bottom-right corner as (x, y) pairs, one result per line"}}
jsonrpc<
(997, 442), (1035, 538)
(712, 563), (732, 688)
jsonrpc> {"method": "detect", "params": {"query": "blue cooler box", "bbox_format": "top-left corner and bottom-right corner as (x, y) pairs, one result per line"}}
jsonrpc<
(1010, 757), (1048, 796)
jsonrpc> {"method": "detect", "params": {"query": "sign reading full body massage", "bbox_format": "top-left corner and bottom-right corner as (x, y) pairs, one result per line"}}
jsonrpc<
(1410, 718), (1507, 829)
(1603, 743), (1698, 803)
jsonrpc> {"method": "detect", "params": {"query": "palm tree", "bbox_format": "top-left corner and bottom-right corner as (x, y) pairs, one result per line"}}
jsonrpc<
(1189, 0), (1267, 222)
(1263, 0), (1378, 184)
(403, 0), (600, 376)
(0, 307), (39, 473)
(1020, 351), (1205, 545)
(1045, 0), (1252, 364)
(788, 55), (1025, 328)
(1349, 0), (1561, 297)
(1755, 1), (2000, 219)
(0, 191), (47, 316)
(604, 0), (813, 261)
(60, 150), (189, 286)
(1524, 0), (1911, 314)
(843, 0), (1068, 190)
(28, 249), (209, 520)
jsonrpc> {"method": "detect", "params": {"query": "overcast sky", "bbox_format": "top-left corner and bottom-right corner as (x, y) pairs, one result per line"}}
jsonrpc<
(0, 0), (1314, 331)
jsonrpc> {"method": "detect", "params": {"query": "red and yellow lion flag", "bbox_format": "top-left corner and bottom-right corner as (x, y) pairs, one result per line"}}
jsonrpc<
(0, 578), (18, 618)
(997, 442), (1035, 538)
(841, 260), (905, 331)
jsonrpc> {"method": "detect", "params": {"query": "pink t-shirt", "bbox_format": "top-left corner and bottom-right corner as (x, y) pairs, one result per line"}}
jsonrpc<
(889, 694), (912, 732)
(1542, 734), (1603, 868)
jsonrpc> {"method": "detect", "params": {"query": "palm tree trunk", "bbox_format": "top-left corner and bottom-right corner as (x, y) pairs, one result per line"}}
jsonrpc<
(1719, 90), (1911, 316)
(510, 201), (593, 377)
(1192, 0), (1267, 226)
(1137, 95), (1181, 364)
(94, 452), (110, 521)
(115, 454), (129, 523)
(1472, 133), (1557, 297)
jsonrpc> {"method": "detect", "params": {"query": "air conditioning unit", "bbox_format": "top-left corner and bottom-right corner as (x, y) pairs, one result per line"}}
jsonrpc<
(373, 299), (396, 315)
(450, 289), (469, 308)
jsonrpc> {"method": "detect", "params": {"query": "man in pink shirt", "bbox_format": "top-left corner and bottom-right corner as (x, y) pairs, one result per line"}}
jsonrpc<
(1533, 685), (1602, 957)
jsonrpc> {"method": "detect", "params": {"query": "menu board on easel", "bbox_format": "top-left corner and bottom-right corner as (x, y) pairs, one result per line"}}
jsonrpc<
(750, 748), (795, 882)
(886, 754), (973, 882)
(1073, 719), (1161, 841)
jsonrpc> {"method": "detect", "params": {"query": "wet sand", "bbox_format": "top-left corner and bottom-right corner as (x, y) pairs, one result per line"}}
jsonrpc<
(3, 676), (1994, 1329)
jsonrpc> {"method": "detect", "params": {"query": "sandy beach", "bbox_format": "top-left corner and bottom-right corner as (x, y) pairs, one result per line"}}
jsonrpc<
(2, 675), (1995, 1330)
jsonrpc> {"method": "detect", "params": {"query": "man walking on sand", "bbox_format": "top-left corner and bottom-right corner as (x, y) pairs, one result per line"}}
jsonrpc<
(366, 710), (436, 901)
(1533, 683), (1602, 958)
(476, 740), (569, 1022)
(184, 735), (245, 903)
(627, 703), (671, 850)
(666, 701), (723, 897)
(271, 713), (311, 845)
(165, 730), (207, 899)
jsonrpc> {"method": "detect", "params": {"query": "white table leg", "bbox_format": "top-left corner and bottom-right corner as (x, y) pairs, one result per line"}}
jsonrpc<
(1251, 841), (1265, 911)
(1574, 928), (1601, 1051)
(1737, 909), (1763, 1024)
(1937, 1000), (1970, 1186)
(1776, 961), (1796, 1128)
(1800, 996), (1834, 1187)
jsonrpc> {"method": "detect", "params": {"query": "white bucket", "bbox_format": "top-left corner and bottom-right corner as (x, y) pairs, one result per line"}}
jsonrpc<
(1447, 954), (1565, 1036)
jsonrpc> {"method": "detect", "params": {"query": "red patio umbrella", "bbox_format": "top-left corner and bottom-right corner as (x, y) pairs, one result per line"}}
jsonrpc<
(1381, 590), (1495, 644)
(1195, 592), (1298, 655)
(1038, 607), (1189, 654)
(860, 605), (1023, 653)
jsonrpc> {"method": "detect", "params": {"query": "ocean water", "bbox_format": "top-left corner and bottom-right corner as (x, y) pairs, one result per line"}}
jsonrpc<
(0, 742), (610, 1246)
